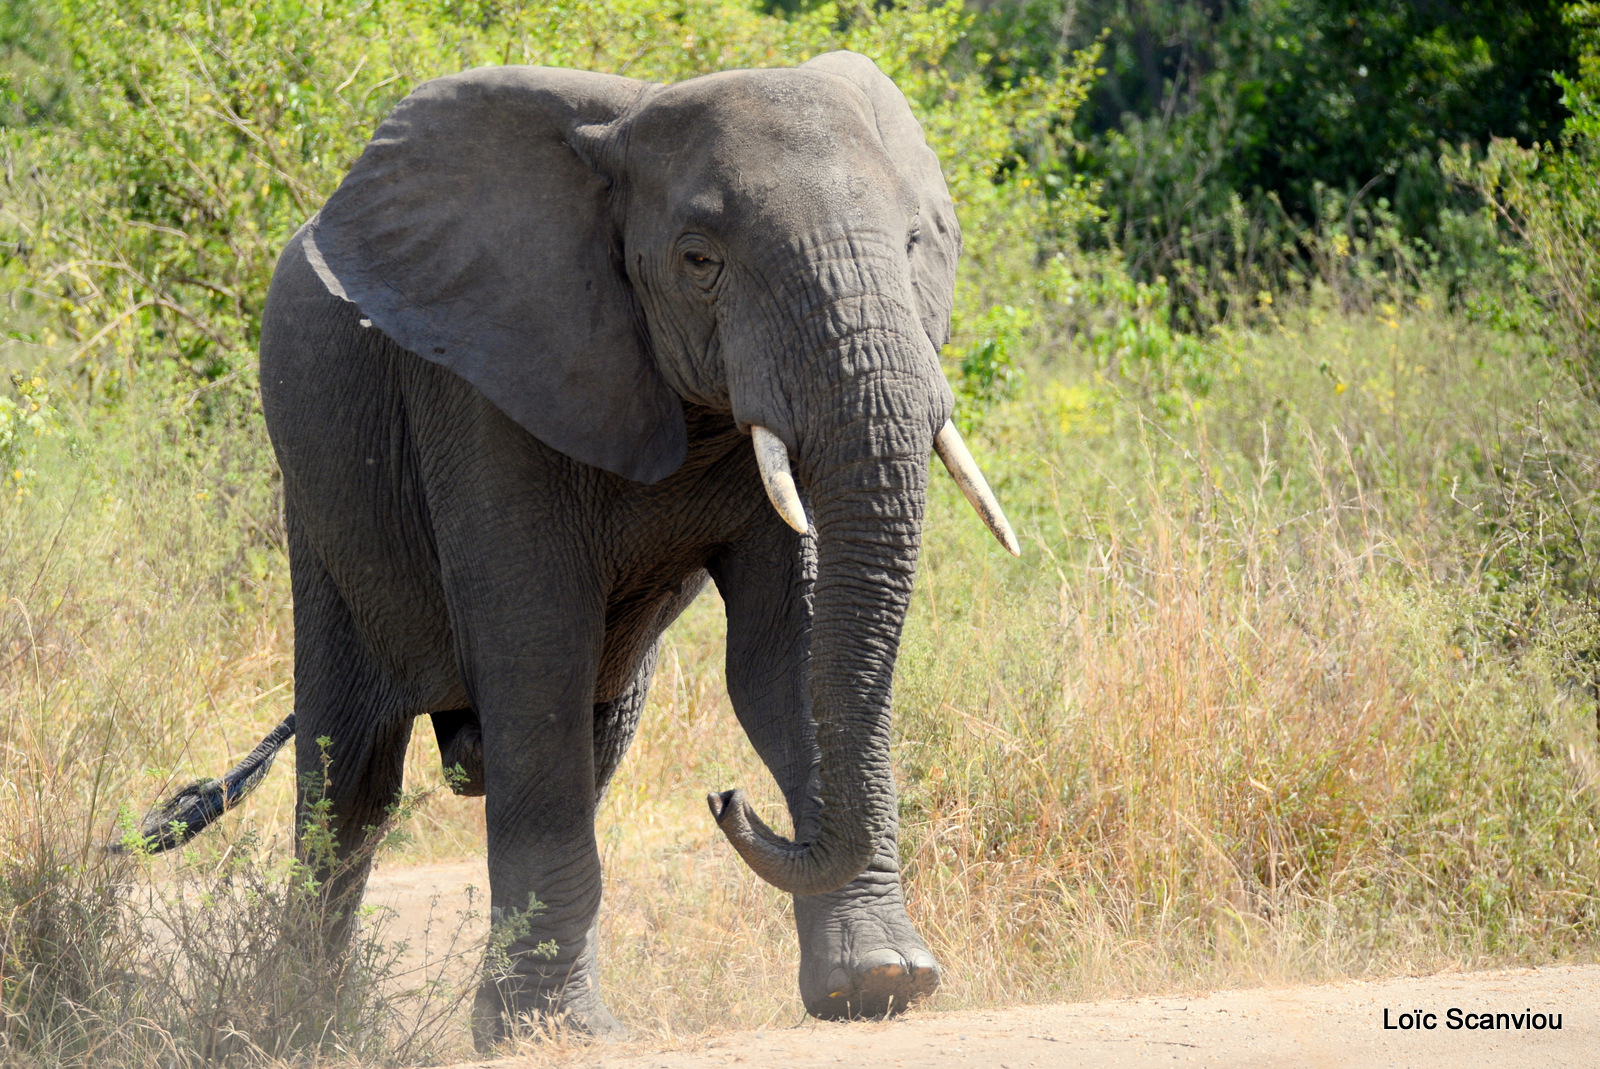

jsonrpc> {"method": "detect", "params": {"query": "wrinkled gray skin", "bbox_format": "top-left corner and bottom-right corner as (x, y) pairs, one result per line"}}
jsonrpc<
(258, 52), (959, 1045)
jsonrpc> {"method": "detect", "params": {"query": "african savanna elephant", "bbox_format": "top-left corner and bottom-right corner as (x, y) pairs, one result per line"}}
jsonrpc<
(129, 50), (1019, 1043)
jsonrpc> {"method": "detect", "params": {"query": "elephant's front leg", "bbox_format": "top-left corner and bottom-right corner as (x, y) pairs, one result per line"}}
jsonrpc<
(467, 617), (624, 1045)
(474, 702), (621, 1044)
(437, 556), (621, 1046)
(710, 524), (940, 1020)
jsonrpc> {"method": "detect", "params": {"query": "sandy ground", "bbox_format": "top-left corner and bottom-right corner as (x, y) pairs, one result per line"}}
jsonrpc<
(365, 861), (1599, 1069)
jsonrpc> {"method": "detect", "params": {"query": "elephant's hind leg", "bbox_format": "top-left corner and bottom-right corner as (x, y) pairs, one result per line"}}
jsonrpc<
(431, 709), (486, 796)
(287, 518), (416, 951)
(592, 641), (658, 806)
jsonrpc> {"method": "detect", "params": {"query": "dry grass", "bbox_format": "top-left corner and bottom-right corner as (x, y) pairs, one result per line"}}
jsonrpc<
(890, 302), (1600, 1005)
(2, 300), (1600, 1064)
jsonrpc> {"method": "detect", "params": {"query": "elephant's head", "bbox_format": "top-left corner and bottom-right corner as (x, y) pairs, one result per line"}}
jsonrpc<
(304, 53), (1017, 896)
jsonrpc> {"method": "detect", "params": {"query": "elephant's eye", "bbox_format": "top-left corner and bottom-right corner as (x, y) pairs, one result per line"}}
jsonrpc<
(682, 249), (723, 289)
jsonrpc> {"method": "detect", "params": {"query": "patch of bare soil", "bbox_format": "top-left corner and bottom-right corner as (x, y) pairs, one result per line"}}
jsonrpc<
(364, 858), (491, 987)
(366, 862), (1598, 1068)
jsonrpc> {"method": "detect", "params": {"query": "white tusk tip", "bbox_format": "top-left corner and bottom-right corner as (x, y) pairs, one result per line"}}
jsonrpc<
(751, 425), (810, 535)
(934, 420), (1021, 557)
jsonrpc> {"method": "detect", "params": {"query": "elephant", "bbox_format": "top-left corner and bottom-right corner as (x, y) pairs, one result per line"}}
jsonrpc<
(126, 50), (1019, 1043)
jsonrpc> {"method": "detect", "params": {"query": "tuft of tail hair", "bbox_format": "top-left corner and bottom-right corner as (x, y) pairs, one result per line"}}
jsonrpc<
(111, 714), (296, 854)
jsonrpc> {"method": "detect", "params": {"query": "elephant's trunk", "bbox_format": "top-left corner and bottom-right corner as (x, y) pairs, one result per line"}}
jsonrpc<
(711, 364), (933, 896)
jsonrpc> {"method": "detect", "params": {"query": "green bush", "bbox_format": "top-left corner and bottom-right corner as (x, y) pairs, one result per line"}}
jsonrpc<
(0, 372), (57, 497)
(1444, 2), (1599, 389)
(967, 0), (1582, 322)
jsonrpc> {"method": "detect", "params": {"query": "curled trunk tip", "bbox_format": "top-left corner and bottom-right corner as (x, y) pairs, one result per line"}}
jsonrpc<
(707, 788), (870, 896)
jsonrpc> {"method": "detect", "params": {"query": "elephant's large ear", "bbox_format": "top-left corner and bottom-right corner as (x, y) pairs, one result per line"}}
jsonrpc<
(304, 66), (685, 484)
(801, 51), (962, 350)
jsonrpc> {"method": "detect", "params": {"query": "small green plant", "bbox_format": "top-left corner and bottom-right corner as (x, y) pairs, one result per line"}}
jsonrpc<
(476, 891), (560, 1042)
(0, 373), (57, 498)
(484, 893), (559, 981)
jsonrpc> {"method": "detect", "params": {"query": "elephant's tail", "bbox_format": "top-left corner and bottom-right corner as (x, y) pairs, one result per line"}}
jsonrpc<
(110, 714), (296, 854)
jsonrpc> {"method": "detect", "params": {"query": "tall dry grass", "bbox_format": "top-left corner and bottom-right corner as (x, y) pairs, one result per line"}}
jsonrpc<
(0, 391), (484, 1065)
(1, 299), (1599, 1064)
(891, 300), (1600, 1005)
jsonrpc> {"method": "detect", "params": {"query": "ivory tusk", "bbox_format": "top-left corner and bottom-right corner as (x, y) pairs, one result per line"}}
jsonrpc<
(751, 425), (810, 534)
(934, 420), (1021, 556)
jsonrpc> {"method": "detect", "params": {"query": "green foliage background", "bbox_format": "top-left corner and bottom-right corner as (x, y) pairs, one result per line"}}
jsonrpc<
(2, 0), (1592, 410)
(970, 0), (1584, 318)
(0, 0), (1098, 417)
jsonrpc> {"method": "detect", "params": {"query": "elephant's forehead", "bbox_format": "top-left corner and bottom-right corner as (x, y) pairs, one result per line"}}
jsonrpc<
(653, 68), (871, 129)
(639, 72), (882, 166)
(635, 70), (906, 217)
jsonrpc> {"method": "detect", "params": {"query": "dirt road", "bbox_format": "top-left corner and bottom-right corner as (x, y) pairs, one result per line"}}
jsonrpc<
(569, 967), (1599, 1068)
(366, 862), (1599, 1068)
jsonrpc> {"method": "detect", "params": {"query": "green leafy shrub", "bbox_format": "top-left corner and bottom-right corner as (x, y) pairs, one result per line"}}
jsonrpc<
(951, 303), (1031, 421)
(964, 0), (1582, 325)
(1444, 2), (1599, 389)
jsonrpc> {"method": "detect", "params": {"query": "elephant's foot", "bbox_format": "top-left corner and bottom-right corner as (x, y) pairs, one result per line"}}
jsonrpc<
(470, 972), (627, 1051)
(793, 870), (940, 1020)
